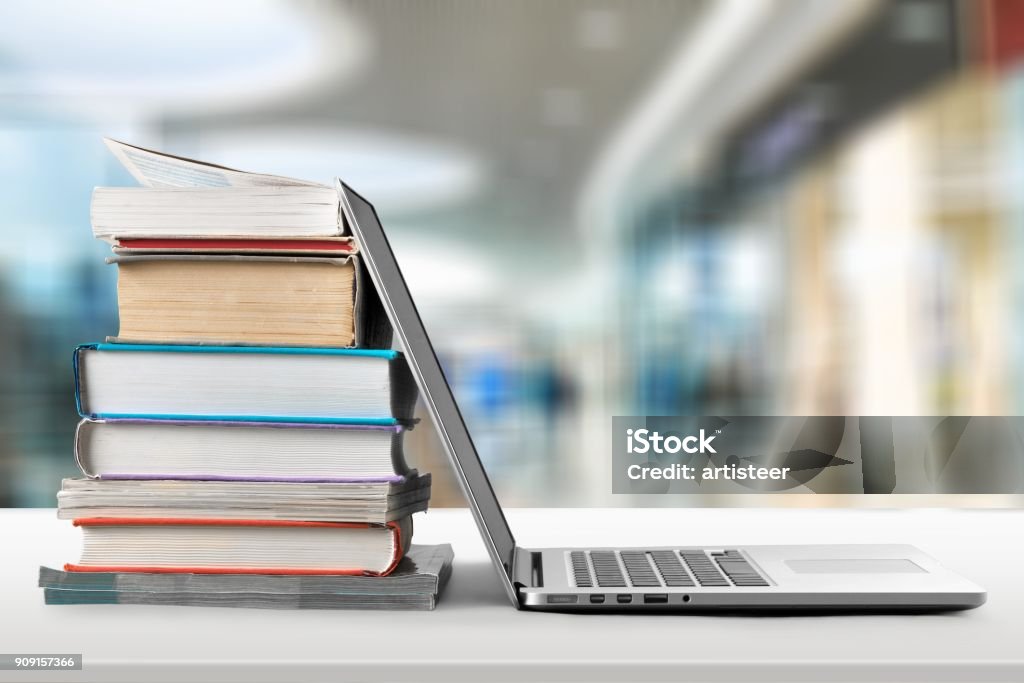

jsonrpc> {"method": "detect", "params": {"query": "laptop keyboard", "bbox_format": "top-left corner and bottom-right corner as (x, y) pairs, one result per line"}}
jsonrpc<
(568, 549), (769, 588)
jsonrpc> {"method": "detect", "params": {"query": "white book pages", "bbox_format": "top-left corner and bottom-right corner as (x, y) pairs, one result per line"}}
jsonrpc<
(77, 348), (403, 420)
(91, 186), (342, 238)
(78, 524), (399, 573)
(104, 138), (325, 189)
(75, 420), (407, 479)
(56, 476), (431, 523)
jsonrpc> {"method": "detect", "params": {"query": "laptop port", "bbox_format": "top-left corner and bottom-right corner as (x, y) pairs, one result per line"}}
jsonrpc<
(644, 594), (668, 604)
(616, 594), (632, 604)
(546, 594), (578, 604)
(590, 594), (605, 604)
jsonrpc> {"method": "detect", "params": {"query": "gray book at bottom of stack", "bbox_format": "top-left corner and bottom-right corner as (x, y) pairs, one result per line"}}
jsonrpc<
(40, 543), (453, 611)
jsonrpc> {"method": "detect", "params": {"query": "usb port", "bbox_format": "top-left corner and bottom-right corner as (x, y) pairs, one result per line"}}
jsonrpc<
(644, 594), (668, 604)
(616, 594), (632, 604)
(590, 594), (605, 604)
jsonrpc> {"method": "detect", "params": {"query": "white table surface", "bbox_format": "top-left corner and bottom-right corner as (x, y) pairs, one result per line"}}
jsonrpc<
(0, 506), (1020, 682)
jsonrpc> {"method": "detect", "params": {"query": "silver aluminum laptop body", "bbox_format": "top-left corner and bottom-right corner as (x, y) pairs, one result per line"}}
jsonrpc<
(340, 182), (986, 612)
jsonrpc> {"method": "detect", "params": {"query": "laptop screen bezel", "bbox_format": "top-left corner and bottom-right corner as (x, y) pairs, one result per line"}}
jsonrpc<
(339, 182), (520, 605)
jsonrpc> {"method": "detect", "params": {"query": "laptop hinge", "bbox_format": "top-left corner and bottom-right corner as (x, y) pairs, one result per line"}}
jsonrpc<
(512, 547), (542, 589)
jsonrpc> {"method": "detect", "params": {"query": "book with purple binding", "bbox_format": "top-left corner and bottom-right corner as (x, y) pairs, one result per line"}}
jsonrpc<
(75, 418), (413, 482)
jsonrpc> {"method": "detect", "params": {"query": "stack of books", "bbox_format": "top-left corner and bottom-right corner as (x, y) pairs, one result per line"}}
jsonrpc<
(40, 140), (452, 610)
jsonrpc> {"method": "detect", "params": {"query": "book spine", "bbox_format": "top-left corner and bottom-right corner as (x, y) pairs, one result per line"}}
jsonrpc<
(351, 254), (394, 350)
(389, 357), (419, 422)
(390, 429), (410, 475)
(381, 518), (405, 576)
(72, 345), (97, 418)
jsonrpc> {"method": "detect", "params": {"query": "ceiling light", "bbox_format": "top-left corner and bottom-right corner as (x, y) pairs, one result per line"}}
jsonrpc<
(0, 0), (369, 117)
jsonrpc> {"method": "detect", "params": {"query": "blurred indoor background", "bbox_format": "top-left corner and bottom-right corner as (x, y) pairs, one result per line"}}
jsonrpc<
(2, 0), (1024, 506)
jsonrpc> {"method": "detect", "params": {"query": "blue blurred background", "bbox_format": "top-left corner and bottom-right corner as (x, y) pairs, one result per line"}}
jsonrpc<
(3, 0), (1024, 506)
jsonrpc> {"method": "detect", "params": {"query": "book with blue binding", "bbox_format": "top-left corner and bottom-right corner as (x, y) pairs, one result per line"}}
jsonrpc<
(73, 343), (417, 425)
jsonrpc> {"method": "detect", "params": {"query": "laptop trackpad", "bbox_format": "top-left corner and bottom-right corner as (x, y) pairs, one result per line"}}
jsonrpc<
(786, 559), (925, 574)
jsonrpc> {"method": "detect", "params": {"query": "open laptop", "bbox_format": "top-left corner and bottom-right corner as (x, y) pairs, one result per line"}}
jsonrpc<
(340, 182), (986, 612)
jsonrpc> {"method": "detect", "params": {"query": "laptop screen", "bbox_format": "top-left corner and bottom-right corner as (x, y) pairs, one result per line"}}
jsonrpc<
(340, 182), (520, 599)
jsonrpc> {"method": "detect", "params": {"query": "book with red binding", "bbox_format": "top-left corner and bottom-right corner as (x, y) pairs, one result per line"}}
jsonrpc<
(113, 238), (355, 256)
(64, 517), (411, 576)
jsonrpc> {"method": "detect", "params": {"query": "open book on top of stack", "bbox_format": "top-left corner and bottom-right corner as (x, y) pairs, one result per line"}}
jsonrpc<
(43, 140), (449, 610)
